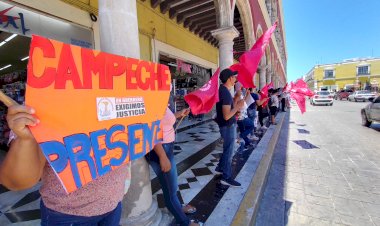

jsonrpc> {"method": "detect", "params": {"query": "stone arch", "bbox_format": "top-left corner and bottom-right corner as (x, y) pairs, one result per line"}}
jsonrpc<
(234, 0), (255, 49)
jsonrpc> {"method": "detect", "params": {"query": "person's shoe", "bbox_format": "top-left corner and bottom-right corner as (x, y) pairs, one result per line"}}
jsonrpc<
(241, 145), (249, 151)
(249, 135), (259, 141)
(182, 204), (197, 214)
(215, 167), (223, 175)
(261, 125), (268, 130)
(190, 219), (204, 226)
(220, 178), (241, 187)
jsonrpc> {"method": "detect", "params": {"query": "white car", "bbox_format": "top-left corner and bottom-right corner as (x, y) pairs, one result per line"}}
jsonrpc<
(348, 90), (376, 102)
(310, 91), (334, 106)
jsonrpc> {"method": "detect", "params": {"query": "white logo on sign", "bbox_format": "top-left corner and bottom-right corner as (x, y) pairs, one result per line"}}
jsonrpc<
(199, 80), (212, 92)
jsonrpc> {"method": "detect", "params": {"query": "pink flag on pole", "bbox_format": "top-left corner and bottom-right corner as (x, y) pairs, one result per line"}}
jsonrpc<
(184, 69), (220, 115)
(290, 92), (306, 114)
(231, 22), (278, 88)
(287, 78), (314, 114)
(291, 79), (314, 97)
(260, 82), (273, 108)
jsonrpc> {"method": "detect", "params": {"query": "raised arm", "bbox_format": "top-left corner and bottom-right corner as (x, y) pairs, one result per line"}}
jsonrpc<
(0, 105), (45, 190)
(222, 99), (244, 121)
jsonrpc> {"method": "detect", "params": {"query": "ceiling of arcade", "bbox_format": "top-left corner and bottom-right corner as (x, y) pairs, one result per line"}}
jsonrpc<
(60, 0), (247, 55)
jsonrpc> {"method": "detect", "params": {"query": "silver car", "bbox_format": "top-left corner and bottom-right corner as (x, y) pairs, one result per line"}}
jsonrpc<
(310, 91), (334, 106)
(361, 96), (380, 127)
(348, 90), (376, 102)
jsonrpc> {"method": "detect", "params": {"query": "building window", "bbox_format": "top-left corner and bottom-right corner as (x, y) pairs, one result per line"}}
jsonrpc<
(324, 70), (334, 79)
(357, 66), (370, 75)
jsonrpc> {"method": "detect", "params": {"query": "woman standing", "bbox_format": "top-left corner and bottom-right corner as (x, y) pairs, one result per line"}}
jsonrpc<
(269, 89), (280, 125)
(145, 102), (202, 226)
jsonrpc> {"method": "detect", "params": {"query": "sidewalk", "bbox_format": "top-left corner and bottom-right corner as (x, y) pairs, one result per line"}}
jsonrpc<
(0, 113), (287, 225)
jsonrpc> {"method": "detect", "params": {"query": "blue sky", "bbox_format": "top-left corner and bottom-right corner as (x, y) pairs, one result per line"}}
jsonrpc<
(283, 0), (380, 82)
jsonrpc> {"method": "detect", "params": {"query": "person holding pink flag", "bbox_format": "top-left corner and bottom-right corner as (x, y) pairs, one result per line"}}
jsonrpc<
(145, 93), (203, 226)
(214, 69), (244, 187)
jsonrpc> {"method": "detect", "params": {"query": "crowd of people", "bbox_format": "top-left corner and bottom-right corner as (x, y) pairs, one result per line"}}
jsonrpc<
(0, 68), (289, 226)
(214, 68), (289, 187)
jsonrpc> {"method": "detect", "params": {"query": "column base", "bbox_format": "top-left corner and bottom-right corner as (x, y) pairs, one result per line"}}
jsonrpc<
(120, 199), (173, 226)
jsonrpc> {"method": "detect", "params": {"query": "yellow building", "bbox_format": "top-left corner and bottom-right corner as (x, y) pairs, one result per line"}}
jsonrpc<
(305, 58), (380, 92)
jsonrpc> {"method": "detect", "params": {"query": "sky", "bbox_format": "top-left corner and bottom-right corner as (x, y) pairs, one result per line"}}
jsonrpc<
(283, 0), (380, 82)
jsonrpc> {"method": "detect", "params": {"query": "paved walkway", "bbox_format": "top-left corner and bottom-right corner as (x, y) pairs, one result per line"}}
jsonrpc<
(256, 101), (380, 226)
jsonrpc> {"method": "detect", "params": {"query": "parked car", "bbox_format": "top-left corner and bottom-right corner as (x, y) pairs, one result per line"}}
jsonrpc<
(335, 89), (353, 100)
(310, 91), (334, 106)
(361, 96), (380, 127)
(348, 90), (376, 102)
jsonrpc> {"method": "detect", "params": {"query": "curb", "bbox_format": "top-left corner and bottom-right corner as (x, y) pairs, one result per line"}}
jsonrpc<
(230, 112), (286, 226)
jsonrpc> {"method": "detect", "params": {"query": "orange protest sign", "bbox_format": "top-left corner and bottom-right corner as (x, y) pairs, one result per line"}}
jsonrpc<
(25, 35), (171, 193)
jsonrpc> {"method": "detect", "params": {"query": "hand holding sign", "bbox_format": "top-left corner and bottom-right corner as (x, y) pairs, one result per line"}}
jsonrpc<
(25, 35), (171, 193)
(0, 91), (38, 140)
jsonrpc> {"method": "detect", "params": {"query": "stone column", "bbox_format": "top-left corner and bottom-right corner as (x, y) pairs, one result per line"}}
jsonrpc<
(258, 66), (266, 89)
(211, 26), (239, 71)
(99, 0), (140, 58)
(99, 1), (166, 225)
(267, 68), (272, 84)
(212, 26), (239, 96)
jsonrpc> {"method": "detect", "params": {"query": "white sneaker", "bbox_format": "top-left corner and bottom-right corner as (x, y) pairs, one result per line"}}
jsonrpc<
(250, 135), (259, 141)
(261, 125), (268, 130)
(247, 134), (259, 140)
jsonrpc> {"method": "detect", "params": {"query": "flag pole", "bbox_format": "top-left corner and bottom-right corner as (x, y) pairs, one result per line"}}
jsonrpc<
(175, 115), (186, 131)
(0, 90), (18, 107)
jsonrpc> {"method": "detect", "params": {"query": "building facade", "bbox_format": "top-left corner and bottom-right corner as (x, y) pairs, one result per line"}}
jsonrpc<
(305, 58), (380, 92)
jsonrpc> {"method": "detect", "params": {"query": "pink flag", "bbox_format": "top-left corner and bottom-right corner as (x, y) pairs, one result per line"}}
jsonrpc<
(287, 79), (314, 114)
(260, 82), (273, 108)
(290, 92), (306, 114)
(184, 69), (220, 115)
(291, 79), (314, 97)
(231, 22), (277, 88)
(285, 81), (293, 93)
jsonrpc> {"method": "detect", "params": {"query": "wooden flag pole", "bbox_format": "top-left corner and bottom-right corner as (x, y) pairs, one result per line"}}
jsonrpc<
(175, 115), (186, 131)
(0, 90), (18, 107)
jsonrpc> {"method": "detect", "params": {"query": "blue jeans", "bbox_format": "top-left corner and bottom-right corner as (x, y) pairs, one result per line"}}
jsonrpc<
(40, 200), (121, 226)
(247, 108), (257, 131)
(237, 118), (255, 145)
(145, 143), (190, 226)
(217, 124), (237, 180)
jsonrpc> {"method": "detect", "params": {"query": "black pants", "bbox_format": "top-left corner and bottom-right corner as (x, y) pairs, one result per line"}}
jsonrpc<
(281, 98), (286, 111)
(258, 110), (268, 127)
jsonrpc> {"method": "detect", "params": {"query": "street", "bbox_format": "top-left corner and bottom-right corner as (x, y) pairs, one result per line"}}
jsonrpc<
(256, 100), (380, 226)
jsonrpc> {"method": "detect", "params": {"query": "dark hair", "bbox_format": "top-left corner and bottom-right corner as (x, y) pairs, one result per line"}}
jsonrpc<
(220, 68), (238, 84)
